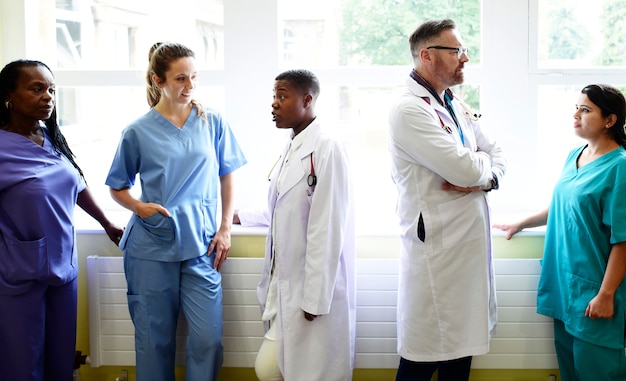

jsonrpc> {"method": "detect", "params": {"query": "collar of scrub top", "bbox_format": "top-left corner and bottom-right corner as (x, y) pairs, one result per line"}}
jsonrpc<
(409, 69), (464, 145)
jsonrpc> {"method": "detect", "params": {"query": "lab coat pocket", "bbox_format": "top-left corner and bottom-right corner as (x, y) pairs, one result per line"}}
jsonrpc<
(1, 234), (49, 282)
(437, 193), (485, 250)
(137, 212), (176, 244)
(566, 273), (626, 349)
(403, 202), (433, 256)
(417, 213), (426, 242)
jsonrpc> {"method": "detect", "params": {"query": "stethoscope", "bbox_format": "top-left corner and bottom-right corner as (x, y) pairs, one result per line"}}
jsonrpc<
(458, 98), (482, 121)
(267, 152), (317, 187)
(307, 153), (317, 186)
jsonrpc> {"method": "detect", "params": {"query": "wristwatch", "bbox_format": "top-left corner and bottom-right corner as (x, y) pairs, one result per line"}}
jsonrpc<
(487, 173), (499, 192)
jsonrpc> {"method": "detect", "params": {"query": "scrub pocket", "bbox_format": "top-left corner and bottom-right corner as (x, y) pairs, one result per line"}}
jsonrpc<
(1, 234), (49, 282)
(201, 199), (218, 242)
(136, 212), (176, 244)
(567, 272), (626, 350)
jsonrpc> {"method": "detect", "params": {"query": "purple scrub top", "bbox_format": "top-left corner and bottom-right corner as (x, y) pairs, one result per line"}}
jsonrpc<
(0, 128), (85, 295)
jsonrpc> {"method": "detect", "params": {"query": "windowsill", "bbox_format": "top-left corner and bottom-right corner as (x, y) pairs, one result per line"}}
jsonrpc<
(76, 212), (548, 238)
(224, 225), (548, 238)
(231, 225), (269, 236)
(75, 209), (272, 236)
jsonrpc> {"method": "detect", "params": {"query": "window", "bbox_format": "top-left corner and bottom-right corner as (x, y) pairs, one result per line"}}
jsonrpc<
(275, 0), (481, 233)
(51, 0), (224, 70)
(522, 0), (626, 216)
(3, 0), (626, 233)
(537, 0), (626, 68)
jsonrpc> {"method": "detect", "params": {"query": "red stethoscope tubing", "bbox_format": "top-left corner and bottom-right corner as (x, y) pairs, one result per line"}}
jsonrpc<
(307, 153), (317, 186)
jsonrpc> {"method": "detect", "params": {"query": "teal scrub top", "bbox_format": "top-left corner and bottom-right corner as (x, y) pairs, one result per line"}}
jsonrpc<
(538, 145), (626, 349)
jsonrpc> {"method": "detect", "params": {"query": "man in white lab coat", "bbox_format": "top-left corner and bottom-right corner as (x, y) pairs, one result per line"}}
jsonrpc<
(388, 19), (506, 381)
(239, 69), (356, 381)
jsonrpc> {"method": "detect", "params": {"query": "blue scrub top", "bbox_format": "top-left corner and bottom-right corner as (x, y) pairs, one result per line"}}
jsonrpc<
(538, 145), (626, 349)
(0, 128), (86, 295)
(106, 106), (247, 262)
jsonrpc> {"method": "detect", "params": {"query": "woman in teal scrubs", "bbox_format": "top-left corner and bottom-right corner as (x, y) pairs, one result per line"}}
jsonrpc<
(495, 84), (626, 381)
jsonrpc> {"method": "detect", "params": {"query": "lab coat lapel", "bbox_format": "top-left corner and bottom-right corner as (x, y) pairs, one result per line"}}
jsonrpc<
(406, 77), (465, 147)
(275, 123), (319, 201)
(433, 102), (464, 146)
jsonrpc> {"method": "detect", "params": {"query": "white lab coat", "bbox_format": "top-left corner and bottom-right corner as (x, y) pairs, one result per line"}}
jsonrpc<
(256, 121), (356, 381)
(388, 76), (506, 362)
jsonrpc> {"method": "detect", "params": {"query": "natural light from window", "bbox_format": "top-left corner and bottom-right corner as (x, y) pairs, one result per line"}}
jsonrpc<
(7, 0), (625, 235)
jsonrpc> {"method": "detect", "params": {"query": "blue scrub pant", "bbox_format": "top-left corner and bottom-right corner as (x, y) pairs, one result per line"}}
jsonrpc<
(125, 253), (224, 381)
(553, 319), (626, 381)
(0, 278), (78, 381)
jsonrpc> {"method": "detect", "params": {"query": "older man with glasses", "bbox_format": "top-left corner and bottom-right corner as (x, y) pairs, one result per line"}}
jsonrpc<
(388, 19), (507, 381)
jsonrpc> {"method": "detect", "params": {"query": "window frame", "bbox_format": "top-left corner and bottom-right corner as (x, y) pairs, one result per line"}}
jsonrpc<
(3, 0), (626, 233)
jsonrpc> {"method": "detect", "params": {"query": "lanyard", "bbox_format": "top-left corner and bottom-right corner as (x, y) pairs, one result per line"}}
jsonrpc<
(443, 92), (464, 145)
(420, 95), (465, 146)
(410, 70), (465, 145)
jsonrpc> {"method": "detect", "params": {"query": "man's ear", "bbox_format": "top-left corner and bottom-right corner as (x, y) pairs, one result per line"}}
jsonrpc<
(420, 48), (433, 66)
(303, 93), (313, 108)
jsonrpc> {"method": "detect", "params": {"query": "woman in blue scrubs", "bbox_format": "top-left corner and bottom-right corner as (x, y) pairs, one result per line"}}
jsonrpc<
(0, 60), (124, 381)
(106, 42), (247, 381)
(495, 84), (626, 381)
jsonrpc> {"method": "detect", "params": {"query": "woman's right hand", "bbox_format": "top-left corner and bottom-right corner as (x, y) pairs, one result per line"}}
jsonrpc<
(135, 202), (170, 219)
(493, 209), (549, 240)
(492, 223), (523, 240)
(109, 188), (170, 219)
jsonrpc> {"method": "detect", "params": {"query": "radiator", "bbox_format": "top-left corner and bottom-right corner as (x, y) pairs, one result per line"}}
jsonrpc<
(86, 256), (556, 369)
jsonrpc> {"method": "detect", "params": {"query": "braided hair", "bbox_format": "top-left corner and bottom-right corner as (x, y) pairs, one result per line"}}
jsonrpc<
(0, 60), (84, 179)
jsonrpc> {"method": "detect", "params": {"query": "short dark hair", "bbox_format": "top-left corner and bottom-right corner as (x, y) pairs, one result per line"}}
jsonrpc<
(409, 19), (457, 58)
(275, 69), (320, 98)
(581, 84), (626, 148)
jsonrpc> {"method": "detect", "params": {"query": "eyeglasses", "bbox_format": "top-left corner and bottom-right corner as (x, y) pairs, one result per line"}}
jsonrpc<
(426, 46), (469, 59)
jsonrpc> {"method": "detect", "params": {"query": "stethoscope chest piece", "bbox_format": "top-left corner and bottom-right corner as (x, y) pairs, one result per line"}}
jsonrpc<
(307, 153), (317, 187)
